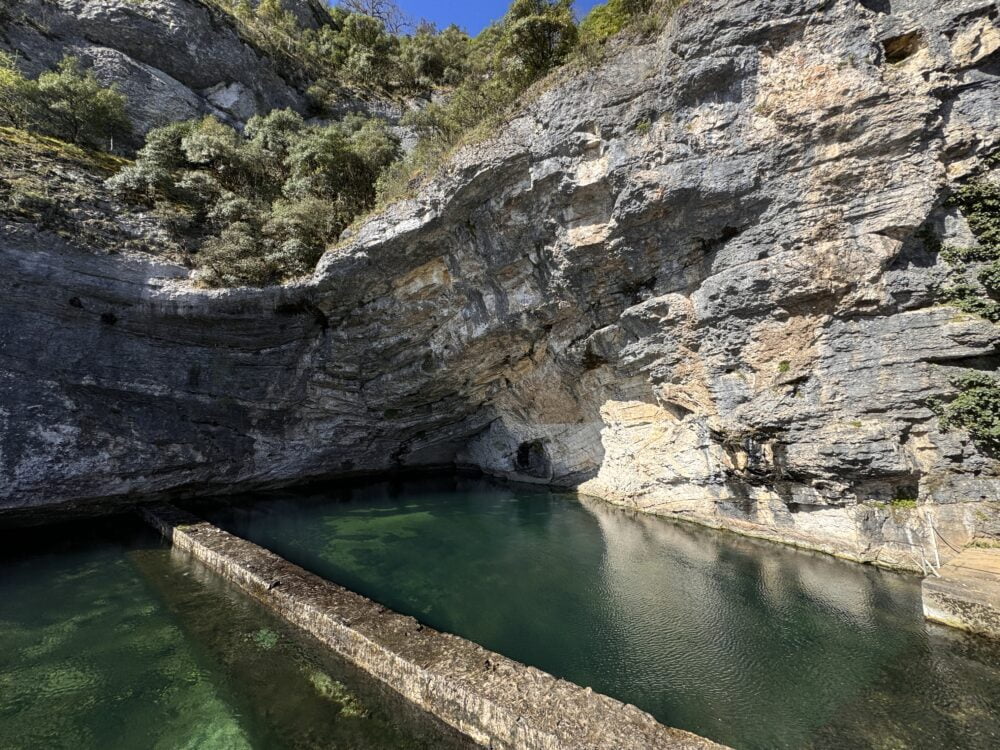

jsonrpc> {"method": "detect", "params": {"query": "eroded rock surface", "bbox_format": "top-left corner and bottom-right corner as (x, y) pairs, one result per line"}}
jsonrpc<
(2, 0), (1000, 569)
(0, 0), (320, 139)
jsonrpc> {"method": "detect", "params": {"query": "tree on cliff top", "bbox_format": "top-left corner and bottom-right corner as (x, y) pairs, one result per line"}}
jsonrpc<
(338, 0), (410, 33)
(499, 0), (578, 80)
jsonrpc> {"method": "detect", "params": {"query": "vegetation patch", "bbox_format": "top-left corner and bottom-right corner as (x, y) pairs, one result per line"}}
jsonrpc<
(934, 372), (1000, 452)
(108, 110), (399, 286)
(0, 126), (128, 174)
(0, 126), (158, 254)
(376, 0), (686, 205)
(934, 178), (1000, 322)
(0, 53), (130, 150)
(375, 0), (580, 205)
(308, 670), (370, 718)
(923, 177), (1000, 452)
(951, 178), (1000, 250)
(206, 0), (471, 106)
(4, 0), (688, 285)
(578, 0), (686, 49)
(938, 283), (1000, 322)
(251, 628), (279, 650)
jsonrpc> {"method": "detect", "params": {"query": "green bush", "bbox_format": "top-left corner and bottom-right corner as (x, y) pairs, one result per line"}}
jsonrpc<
(941, 244), (999, 265)
(0, 52), (34, 129)
(0, 54), (130, 149)
(109, 110), (399, 286)
(938, 283), (1000, 322)
(979, 260), (1000, 296)
(937, 178), (1000, 318)
(951, 179), (1000, 251)
(0, 55), (131, 149)
(579, 0), (653, 45)
(935, 372), (1000, 451)
(399, 23), (471, 90)
(499, 0), (578, 80)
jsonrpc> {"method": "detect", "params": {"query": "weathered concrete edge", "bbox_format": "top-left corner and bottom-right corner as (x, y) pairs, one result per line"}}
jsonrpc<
(923, 577), (1000, 640)
(922, 587), (1000, 638)
(142, 504), (726, 750)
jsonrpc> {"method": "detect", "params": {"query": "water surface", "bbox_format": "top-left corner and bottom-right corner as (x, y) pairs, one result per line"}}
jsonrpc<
(206, 476), (1000, 750)
(0, 519), (470, 750)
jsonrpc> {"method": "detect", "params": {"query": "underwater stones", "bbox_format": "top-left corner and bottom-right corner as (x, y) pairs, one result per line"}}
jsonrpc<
(143, 504), (725, 750)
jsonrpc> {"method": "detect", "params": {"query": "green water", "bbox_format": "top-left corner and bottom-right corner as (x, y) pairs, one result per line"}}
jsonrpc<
(205, 476), (1000, 750)
(0, 520), (470, 750)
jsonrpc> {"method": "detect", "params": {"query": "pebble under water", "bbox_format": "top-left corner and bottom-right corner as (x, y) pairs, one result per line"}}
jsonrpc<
(0, 519), (471, 750)
(204, 475), (1000, 750)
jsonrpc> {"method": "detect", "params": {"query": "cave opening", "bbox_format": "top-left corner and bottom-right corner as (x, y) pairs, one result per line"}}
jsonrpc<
(515, 439), (551, 478)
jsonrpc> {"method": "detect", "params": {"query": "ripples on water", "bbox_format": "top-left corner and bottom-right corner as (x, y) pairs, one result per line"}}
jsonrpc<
(205, 476), (1000, 750)
(0, 520), (470, 750)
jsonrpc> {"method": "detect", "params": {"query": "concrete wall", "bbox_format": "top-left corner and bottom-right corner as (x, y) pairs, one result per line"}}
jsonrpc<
(143, 504), (725, 750)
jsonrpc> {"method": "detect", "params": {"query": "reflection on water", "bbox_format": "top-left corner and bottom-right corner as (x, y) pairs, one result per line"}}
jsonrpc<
(205, 476), (1000, 750)
(0, 520), (470, 750)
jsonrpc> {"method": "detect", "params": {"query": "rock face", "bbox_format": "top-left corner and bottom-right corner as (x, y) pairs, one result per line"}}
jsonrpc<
(0, 0), (317, 140)
(2, 0), (1000, 570)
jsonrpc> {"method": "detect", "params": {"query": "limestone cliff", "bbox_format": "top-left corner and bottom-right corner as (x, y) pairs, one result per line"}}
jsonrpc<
(3, 0), (1000, 571)
(1, 0), (352, 141)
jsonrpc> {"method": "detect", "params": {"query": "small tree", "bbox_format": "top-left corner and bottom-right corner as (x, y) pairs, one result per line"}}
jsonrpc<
(0, 51), (34, 128)
(499, 0), (578, 80)
(31, 57), (131, 148)
(338, 0), (410, 33)
(399, 22), (471, 91)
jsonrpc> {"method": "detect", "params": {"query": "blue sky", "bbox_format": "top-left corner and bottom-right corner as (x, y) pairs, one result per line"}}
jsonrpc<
(392, 1), (603, 35)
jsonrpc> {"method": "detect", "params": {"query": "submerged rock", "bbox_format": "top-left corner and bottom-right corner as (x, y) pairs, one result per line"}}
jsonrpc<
(2, 0), (999, 570)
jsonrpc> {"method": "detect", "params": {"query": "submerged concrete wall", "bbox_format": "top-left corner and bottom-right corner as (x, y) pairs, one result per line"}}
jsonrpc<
(923, 547), (1000, 640)
(143, 504), (724, 750)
